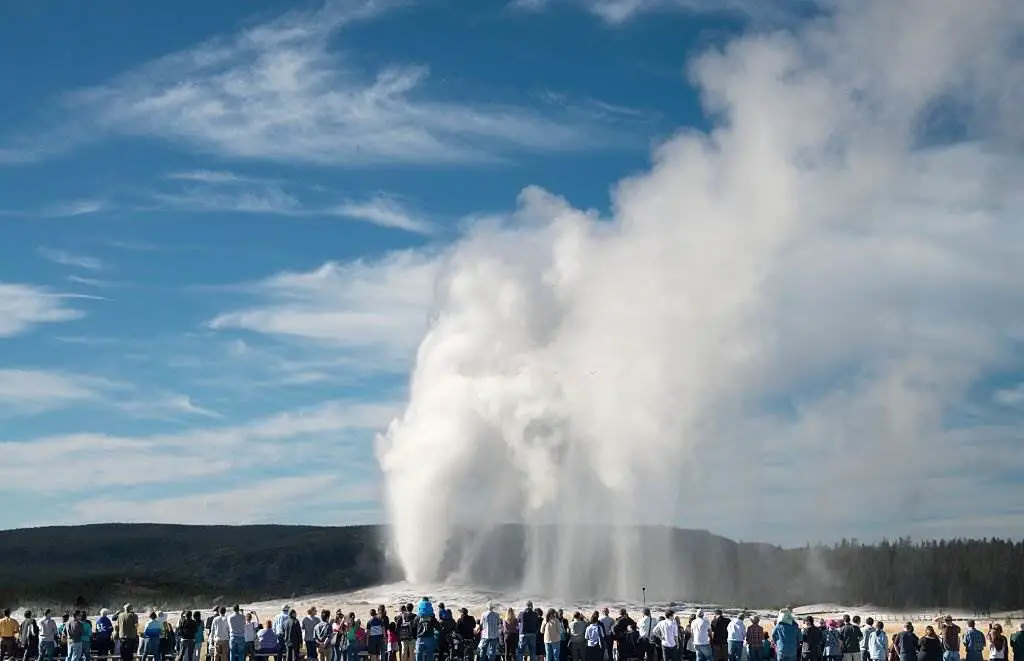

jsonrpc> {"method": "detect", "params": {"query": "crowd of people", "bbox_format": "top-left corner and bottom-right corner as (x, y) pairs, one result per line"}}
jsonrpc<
(0, 601), (1021, 661)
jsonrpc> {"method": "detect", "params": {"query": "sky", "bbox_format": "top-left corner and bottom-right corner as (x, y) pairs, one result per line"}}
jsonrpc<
(2, 0), (1023, 545)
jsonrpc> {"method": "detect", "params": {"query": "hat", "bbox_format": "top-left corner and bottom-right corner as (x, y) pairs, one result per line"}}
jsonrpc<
(777, 610), (795, 626)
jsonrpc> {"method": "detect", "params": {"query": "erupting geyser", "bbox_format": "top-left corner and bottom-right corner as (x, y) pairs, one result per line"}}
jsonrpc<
(377, 0), (1024, 599)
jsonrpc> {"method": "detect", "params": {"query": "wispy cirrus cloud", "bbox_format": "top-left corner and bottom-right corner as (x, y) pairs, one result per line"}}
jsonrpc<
(0, 283), (86, 338)
(165, 169), (272, 185)
(510, 0), (802, 23)
(3, 0), (624, 167)
(38, 248), (106, 271)
(43, 199), (106, 218)
(329, 194), (434, 234)
(208, 250), (438, 372)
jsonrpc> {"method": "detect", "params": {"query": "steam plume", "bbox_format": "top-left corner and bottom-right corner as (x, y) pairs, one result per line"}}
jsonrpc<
(378, 0), (1024, 599)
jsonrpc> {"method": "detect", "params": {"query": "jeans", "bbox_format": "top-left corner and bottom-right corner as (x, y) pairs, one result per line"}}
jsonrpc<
(728, 643), (743, 661)
(519, 635), (537, 661)
(67, 643), (84, 661)
(415, 638), (437, 661)
(546, 644), (561, 661)
(306, 643), (318, 661)
(480, 639), (499, 661)
(941, 653), (960, 661)
(179, 640), (196, 661)
(39, 643), (55, 661)
(747, 646), (761, 661)
(140, 639), (160, 661)
(231, 637), (247, 661)
(965, 653), (981, 661)
(663, 647), (680, 661)
(696, 646), (713, 661)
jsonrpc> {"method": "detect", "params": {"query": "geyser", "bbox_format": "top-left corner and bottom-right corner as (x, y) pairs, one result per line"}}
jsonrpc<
(377, 0), (1024, 600)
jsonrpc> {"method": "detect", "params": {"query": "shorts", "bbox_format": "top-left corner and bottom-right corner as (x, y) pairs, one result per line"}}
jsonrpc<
(368, 637), (385, 656)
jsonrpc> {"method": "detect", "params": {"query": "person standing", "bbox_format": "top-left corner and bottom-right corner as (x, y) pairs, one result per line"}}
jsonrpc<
(38, 612), (57, 661)
(228, 606), (248, 661)
(745, 617), (764, 661)
(726, 617), (745, 661)
(519, 604), (540, 661)
(301, 609), (320, 661)
(773, 611), (801, 661)
(114, 605), (139, 661)
(867, 622), (887, 661)
(691, 612), (712, 661)
(94, 611), (113, 660)
(962, 622), (984, 661)
(839, 617), (862, 661)
(655, 611), (680, 661)
(1009, 625), (1024, 661)
(66, 614), (86, 661)
(414, 605), (438, 661)
(938, 618), (960, 661)
(478, 604), (501, 661)
(20, 611), (39, 661)
(0, 610), (19, 661)
(585, 615), (603, 661)
(895, 624), (918, 661)
(398, 606), (416, 661)
(210, 607), (230, 661)
(638, 610), (657, 661)
(282, 612), (303, 661)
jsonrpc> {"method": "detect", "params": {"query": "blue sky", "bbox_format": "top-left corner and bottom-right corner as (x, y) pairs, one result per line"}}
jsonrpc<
(2, 0), (1023, 544)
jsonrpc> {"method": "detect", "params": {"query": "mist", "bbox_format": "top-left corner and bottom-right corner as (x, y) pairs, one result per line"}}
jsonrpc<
(377, 0), (1024, 600)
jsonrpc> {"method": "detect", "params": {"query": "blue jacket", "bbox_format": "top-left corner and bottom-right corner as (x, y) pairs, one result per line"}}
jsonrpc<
(773, 622), (801, 657)
(416, 600), (434, 618)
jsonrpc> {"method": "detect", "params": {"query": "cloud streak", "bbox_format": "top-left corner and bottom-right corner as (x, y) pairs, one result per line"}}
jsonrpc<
(38, 248), (106, 271)
(6, 0), (624, 167)
(0, 283), (86, 338)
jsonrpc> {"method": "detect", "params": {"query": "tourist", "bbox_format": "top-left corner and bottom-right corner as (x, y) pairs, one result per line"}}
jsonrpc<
(0, 610), (17, 661)
(962, 622), (984, 661)
(176, 611), (197, 661)
(772, 610), (800, 661)
(726, 615), (745, 661)
(139, 613), (161, 661)
(543, 610), (565, 661)
(228, 606), (248, 661)
(682, 615), (696, 661)
(314, 611), (333, 661)
(1010, 625), (1024, 661)
(638, 609), (656, 661)
(839, 617), (862, 661)
(536, 610), (546, 661)
(585, 614), (603, 661)
(691, 611), (712, 661)
(938, 617), (960, 661)
(211, 607), (230, 661)
(18, 611), (38, 661)
(367, 609), (385, 661)
(918, 627), (942, 661)
(504, 610), (520, 661)
(570, 614), (588, 661)
(302, 609), (321, 661)
(861, 620), (876, 661)
(398, 605), (416, 661)
(413, 601), (438, 661)
(655, 611), (680, 661)
(988, 624), (1008, 661)
(710, 611), (730, 661)
(599, 611), (614, 661)
(38, 611), (56, 661)
(94, 611), (113, 659)
(478, 604), (501, 661)
(194, 612), (205, 661)
(867, 622), (887, 661)
(282, 610), (304, 661)
(519, 603), (540, 661)
(258, 620), (279, 660)
(895, 623), (918, 661)
(745, 617), (764, 661)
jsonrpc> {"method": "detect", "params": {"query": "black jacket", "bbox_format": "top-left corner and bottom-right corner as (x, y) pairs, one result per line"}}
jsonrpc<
(282, 618), (303, 648)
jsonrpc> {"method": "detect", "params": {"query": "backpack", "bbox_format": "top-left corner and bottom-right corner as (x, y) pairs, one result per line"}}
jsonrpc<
(822, 629), (840, 657)
(399, 615), (414, 641)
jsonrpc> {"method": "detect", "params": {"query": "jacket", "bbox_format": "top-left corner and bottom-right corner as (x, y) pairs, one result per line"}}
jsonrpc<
(282, 618), (303, 648)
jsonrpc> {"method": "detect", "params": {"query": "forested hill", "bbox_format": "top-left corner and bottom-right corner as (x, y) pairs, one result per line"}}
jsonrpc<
(0, 524), (1020, 611)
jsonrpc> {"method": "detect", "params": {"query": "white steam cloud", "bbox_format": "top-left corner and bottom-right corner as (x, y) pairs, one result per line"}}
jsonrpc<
(378, 0), (1024, 599)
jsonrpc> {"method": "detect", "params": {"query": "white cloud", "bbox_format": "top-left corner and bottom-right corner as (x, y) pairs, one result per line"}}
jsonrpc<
(154, 185), (302, 214)
(43, 199), (105, 217)
(511, 0), (795, 23)
(376, 0), (1024, 592)
(21, 1), (617, 166)
(0, 398), (399, 497)
(0, 369), (109, 413)
(0, 283), (85, 337)
(329, 195), (434, 234)
(994, 385), (1024, 408)
(209, 251), (439, 372)
(165, 169), (268, 185)
(38, 248), (106, 271)
(61, 474), (381, 526)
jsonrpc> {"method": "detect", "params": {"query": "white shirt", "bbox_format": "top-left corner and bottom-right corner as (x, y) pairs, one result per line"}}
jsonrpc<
(211, 616), (230, 642)
(273, 612), (289, 636)
(480, 611), (500, 640)
(244, 621), (257, 643)
(228, 613), (246, 638)
(727, 620), (745, 643)
(655, 619), (679, 648)
(691, 617), (711, 646)
(639, 616), (656, 639)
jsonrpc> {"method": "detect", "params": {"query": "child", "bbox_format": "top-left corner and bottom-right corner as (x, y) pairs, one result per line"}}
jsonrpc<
(386, 622), (399, 661)
(762, 630), (774, 661)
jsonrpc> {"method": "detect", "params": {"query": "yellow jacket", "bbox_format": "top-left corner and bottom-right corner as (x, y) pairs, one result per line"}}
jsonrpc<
(0, 617), (19, 638)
